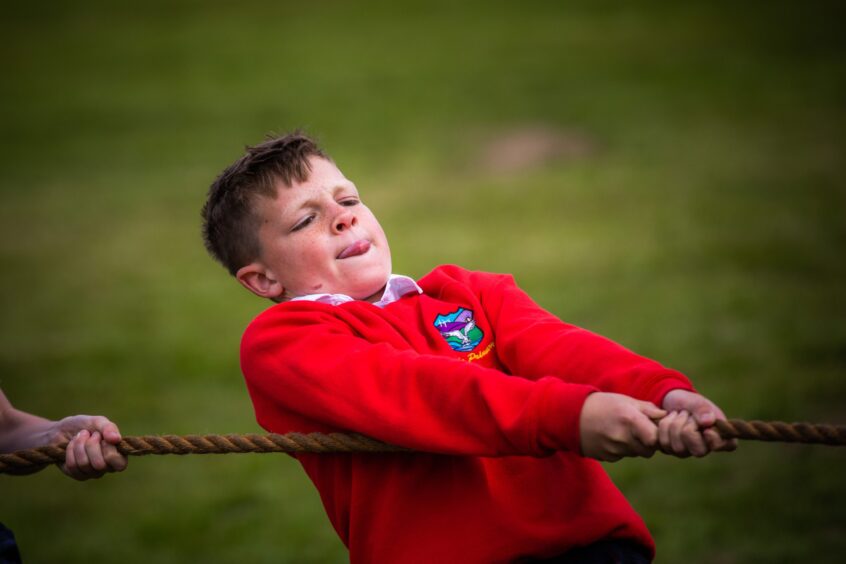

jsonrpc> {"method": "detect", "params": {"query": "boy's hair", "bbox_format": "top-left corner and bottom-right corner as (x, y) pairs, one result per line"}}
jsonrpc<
(201, 132), (329, 275)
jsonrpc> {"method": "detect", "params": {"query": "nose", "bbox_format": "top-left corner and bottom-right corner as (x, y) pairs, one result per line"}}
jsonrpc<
(332, 206), (358, 234)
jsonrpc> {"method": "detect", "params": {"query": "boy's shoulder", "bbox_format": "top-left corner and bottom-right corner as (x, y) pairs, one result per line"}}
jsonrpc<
(419, 264), (516, 294)
(240, 299), (343, 350)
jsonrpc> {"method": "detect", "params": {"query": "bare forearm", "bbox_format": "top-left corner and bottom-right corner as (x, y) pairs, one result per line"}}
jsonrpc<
(0, 404), (56, 453)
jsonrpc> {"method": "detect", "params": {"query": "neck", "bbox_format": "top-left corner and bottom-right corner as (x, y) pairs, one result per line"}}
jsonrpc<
(362, 284), (387, 303)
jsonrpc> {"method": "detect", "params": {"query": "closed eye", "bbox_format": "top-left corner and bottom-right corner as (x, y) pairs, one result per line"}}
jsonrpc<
(291, 214), (315, 232)
(339, 197), (360, 207)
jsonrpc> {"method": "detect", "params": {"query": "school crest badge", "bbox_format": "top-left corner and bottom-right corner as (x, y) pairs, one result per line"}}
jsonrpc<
(433, 307), (484, 352)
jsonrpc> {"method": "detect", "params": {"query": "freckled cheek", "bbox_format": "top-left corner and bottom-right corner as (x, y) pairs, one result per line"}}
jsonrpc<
(296, 237), (336, 272)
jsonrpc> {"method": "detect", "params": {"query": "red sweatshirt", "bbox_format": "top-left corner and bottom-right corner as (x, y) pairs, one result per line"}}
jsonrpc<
(241, 265), (694, 563)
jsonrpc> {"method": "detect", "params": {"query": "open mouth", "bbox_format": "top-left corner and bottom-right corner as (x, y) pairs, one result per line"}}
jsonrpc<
(337, 239), (371, 259)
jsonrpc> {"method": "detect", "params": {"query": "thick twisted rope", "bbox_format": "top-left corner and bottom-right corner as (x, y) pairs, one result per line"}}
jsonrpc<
(1, 419), (844, 475)
(0, 432), (407, 474)
(714, 419), (846, 445)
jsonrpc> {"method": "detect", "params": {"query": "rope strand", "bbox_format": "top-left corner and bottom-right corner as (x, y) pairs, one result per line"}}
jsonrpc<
(2, 419), (844, 475)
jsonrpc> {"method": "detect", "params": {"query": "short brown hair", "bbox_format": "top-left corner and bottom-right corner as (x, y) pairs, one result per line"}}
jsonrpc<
(201, 132), (329, 275)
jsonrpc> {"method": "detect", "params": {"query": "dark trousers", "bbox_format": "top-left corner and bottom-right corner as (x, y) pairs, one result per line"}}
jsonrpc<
(0, 523), (22, 564)
(525, 539), (651, 564)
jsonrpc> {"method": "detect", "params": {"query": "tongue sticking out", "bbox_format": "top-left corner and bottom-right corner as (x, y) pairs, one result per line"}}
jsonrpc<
(338, 240), (371, 259)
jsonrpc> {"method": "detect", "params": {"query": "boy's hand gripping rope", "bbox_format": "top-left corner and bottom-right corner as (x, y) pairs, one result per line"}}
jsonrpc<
(1, 419), (845, 475)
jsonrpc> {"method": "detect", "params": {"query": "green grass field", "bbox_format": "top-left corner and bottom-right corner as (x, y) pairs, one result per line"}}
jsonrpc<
(1, 1), (844, 562)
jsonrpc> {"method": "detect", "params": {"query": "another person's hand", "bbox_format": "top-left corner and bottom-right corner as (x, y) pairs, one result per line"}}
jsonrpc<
(579, 392), (666, 462)
(50, 415), (128, 480)
(659, 389), (737, 457)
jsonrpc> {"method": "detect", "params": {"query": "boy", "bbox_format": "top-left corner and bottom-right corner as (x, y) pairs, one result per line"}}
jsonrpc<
(201, 133), (734, 563)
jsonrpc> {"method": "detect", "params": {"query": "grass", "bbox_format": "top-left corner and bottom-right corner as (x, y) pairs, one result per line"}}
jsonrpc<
(1, 1), (845, 562)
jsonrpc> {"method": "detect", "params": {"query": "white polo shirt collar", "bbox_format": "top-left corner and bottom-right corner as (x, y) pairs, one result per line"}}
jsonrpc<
(290, 274), (422, 308)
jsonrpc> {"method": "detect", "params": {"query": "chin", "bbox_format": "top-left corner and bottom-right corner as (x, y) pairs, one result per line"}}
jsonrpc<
(344, 261), (391, 300)
(357, 283), (388, 302)
(350, 276), (390, 302)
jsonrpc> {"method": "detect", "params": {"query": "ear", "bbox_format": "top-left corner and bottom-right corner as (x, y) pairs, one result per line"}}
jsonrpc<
(236, 262), (285, 300)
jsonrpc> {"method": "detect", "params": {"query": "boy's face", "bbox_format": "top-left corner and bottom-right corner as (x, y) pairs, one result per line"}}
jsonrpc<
(236, 157), (392, 302)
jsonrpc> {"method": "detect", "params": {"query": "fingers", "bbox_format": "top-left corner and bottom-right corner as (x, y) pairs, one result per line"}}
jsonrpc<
(61, 429), (128, 480)
(658, 410), (742, 459)
(63, 430), (94, 480)
(630, 410), (659, 456)
(102, 441), (129, 472)
(690, 402), (736, 453)
(680, 415), (708, 457)
(699, 405), (738, 452)
(610, 402), (661, 459)
(670, 397), (737, 454)
(84, 431), (108, 471)
(704, 427), (738, 452)
(658, 411), (672, 454)
(658, 411), (709, 458)
(669, 412), (690, 456)
(658, 410), (681, 455)
(64, 432), (81, 479)
(69, 430), (104, 480)
(639, 401), (667, 421)
(629, 439), (657, 459)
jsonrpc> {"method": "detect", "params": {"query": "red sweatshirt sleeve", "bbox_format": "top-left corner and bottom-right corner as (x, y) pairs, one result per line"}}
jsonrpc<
(457, 268), (695, 406)
(241, 302), (597, 456)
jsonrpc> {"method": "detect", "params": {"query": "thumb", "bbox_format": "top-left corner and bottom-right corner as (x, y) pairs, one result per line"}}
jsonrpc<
(690, 404), (716, 428)
(100, 421), (122, 445)
(91, 417), (122, 444)
(638, 401), (667, 421)
(630, 410), (659, 448)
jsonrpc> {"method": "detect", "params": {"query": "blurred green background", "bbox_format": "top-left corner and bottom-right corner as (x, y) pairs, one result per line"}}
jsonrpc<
(1, 1), (844, 562)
